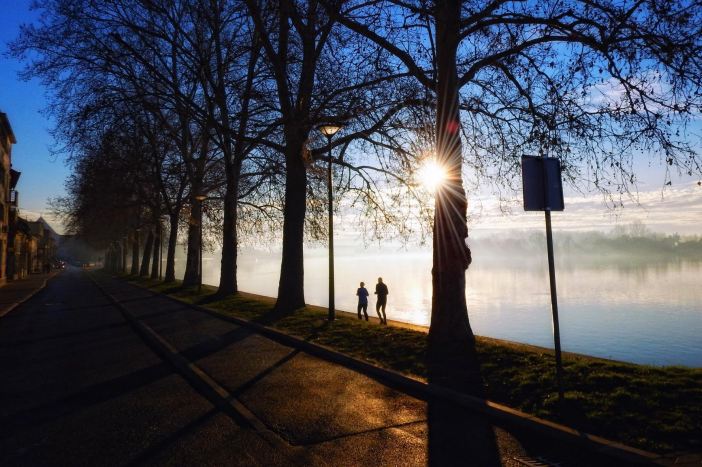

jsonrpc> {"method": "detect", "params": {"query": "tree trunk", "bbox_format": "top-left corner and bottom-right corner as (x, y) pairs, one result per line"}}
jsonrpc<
(428, 0), (480, 392)
(151, 226), (160, 279)
(427, 4), (499, 466)
(130, 231), (140, 275)
(218, 167), (240, 296)
(139, 230), (154, 277)
(122, 237), (128, 274)
(275, 141), (307, 311)
(116, 241), (123, 272)
(182, 201), (202, 287)
(164, 213), (179, 283)
(105, 247), (113, 272)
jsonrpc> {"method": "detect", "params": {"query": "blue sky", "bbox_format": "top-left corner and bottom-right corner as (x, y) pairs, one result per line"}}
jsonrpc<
(0, 0), (69, 220)
(1, 1), (700, 237)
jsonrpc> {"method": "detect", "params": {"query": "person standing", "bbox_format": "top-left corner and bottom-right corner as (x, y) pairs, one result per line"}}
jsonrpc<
(374, 277), (389, 325)
(356, 282), (369, 321)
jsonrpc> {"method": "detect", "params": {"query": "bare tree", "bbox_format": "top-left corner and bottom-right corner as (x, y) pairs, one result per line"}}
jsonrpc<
(329, 0), (702, 398)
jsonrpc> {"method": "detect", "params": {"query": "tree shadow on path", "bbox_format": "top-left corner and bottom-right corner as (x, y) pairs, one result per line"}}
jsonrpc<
(427, 340), (502, 466)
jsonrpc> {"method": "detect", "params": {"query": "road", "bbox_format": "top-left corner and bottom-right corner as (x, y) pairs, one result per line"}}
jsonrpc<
(0, 267), (647, 466)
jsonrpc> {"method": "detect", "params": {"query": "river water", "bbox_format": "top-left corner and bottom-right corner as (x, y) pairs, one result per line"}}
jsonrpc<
(187, 246), (702, 368)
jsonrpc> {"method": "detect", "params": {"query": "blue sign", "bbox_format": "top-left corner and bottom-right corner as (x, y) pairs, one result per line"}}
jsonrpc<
(522, 155), (564, 211)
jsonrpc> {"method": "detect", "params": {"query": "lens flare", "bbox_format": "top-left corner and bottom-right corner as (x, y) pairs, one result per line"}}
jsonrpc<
(419, 159), (447, 192)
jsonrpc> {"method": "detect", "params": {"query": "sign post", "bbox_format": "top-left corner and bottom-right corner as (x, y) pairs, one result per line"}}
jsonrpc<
(522, 155), (565, 403)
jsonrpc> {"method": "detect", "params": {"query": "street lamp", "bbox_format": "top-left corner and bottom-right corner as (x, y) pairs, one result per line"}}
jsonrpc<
(318, 122), (344, 321)
(194, 194), (207, 294)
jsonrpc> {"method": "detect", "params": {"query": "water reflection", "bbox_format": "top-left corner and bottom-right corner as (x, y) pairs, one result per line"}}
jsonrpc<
(181, 247), (702, 367)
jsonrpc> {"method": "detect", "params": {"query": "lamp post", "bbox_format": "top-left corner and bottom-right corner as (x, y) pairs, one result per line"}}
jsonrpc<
(194, 194), (207, 294)
(158, 219), (164, 281)
(318, 122), (343, 321)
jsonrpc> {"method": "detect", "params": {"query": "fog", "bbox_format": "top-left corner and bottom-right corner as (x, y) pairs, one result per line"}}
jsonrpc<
(164, 226), (702, 366)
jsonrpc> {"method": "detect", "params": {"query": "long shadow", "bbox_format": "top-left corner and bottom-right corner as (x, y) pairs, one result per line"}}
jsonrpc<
(427, 340), (503, 467)
(229, 349), (300, 398)
(194, 291), (298, 327)
(156, 285), (185, 295)
(179, 326), (258, 362)
(112, 295), (163, 306)
(0, 362), (173, 438)
(125, 351), (301, 466)
(0, 321), (129, 349)
(125, 408), (220, 466)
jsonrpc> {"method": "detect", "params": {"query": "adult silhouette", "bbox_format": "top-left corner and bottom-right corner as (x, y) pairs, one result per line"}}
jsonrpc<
(374, 277), (388, 324)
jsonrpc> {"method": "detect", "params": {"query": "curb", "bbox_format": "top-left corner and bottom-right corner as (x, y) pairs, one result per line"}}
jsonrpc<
(125, 277), (662, 466)
(0, 273), (57, 319)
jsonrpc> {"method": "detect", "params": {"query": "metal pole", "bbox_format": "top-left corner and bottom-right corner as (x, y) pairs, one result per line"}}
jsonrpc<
(545, 209), (565, 402)
(198, 202), (203, 294)
(327, 135), (335, 321)
(158, 222), (163, 281)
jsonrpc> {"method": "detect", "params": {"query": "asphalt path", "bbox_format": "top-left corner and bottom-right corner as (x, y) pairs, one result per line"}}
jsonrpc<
(0, 268), (289, 466)
(0, 268), (649, 466)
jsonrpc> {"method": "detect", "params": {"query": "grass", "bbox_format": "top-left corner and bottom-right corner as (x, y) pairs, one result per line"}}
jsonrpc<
(128, 275), (701, 455)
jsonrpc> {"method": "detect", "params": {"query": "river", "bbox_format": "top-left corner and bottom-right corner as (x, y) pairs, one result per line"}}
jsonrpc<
(181, 244), (702, 367)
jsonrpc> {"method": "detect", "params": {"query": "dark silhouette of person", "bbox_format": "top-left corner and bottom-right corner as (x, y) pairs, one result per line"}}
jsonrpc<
(374, 277), (388, 324)
(356, 282), (369, 321)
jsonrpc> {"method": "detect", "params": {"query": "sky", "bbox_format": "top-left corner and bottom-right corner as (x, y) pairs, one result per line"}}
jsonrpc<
(0, 0), (69, 227)
(1, 1), (701, 239)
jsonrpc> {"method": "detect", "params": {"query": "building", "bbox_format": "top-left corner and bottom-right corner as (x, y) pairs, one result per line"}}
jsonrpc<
(0, 113), (17, 286)
(0, 112), (60, 283)
(8, 216), (33, 280)
(7, 168), (29, 280)
(28, 217), (58, 272)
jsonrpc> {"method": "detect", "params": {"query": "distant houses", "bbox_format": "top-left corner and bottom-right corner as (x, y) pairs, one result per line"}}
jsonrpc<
(1, 112), (59, 286)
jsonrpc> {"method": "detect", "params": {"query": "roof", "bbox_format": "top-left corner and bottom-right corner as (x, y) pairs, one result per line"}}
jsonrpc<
(16, 217), (31, 235)
(0, 113), (17, 145)
(28, 221), (44, 236)
(10, 169), (21, 189)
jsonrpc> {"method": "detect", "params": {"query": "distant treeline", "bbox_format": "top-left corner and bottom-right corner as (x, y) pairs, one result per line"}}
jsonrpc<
(475, 224), (702, 260)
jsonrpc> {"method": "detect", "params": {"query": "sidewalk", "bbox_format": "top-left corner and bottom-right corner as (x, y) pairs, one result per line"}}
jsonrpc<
(0, 271), (59, 318)
(95, 274), (665, 466)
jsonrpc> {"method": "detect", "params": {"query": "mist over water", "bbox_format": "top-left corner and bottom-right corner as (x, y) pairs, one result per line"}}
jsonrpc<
(173, 233), (702, 367)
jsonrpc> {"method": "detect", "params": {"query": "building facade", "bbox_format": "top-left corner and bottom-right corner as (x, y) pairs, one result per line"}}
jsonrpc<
(0, 113), (17, 286)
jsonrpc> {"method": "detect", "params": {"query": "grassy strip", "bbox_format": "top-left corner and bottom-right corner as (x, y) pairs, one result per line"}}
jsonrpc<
(132, 276), (701, 454)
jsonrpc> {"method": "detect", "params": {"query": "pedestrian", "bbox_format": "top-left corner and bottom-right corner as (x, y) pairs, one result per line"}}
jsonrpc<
(356, 282), (369, 321)
(374, 277), (388, 325)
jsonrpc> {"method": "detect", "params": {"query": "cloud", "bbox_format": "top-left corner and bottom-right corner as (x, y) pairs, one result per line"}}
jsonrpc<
(468, 181), (702, 236)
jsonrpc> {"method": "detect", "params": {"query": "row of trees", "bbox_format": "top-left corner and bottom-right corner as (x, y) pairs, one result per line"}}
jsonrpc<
(13, 0), (702, 400)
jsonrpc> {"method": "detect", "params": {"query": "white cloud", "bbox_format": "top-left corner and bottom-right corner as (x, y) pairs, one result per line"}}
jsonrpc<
(468, 181), (702, 236)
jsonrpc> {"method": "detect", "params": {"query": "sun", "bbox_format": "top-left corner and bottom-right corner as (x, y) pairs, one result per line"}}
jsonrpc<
(418, 159), (447, 192)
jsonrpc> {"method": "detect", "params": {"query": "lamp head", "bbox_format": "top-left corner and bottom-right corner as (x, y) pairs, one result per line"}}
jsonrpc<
(194, 194), (207, 202)
(318, 123), (343, 137)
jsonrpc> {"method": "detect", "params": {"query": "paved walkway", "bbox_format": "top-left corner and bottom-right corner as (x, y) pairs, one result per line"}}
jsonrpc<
(0, 268), (653, 466)
(0, 271), (59, 318)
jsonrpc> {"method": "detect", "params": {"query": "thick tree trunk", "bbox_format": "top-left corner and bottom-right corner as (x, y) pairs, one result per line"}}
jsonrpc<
(139, 230), (154, 277)
(116, 242), (123, 272)
(130, 231), (140, 275)
(164, 213), (179, 283)
(428, 0), (480, 392)
(110, 245), (118, 272)
(122, 237), (128, 273)
(151, 226), (160, 279)
(218, 169), (240, 296)
(275, 141), (307, 311)
(427, 4), (499, 466)
(182, 201), (202, 287)
(105, 247), (113, 272)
